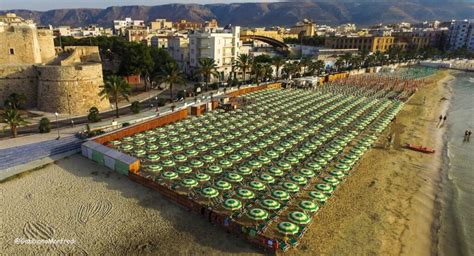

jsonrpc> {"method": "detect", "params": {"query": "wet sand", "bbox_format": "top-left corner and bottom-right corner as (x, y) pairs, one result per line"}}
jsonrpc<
(1, 70), (451, 255)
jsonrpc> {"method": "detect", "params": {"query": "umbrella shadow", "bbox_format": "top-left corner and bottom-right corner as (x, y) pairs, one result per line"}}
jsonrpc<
(56, 154), (260, 255)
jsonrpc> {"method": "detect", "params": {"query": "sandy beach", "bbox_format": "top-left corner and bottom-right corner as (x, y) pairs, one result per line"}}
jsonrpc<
(1, 70), (452, 255)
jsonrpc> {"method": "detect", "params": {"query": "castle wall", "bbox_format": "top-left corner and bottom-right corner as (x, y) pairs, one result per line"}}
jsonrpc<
(37, 29), (56, 63)
(0, 25), (42, 65)
(0, 65), (38, 108)
(62, 46), (101, 65)
(36, 63), (110, 115)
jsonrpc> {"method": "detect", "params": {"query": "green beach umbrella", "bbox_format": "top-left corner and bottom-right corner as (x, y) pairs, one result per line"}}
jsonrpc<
(259, 173), (276, 183)
(201, 187), (219, 198)
(181, 178), (198, 188)
(211, 150), (225, 157)
(196, 144), (208, 152)
(185, 149), (199, 156)
(121, 144), (134, 151)
(162, 159), (175, 167)
(225, 172), (244, 183)
(146, 144), (159, 151)
(260, 199), (281, 211)
(288, 211), (310, 225)
(314, 158), (328, 166)
(134, 149), (146, 157)
(122, 136), (133, 142)
(206, 165), (223, 175)
(309, 191), (327, 203)
(257, 156), (271, 164)
(109, 140), (121, 146)
(202, 155), (215, 163)
(277, 161), (292, 171)
(158, 141), (170, 147)
(237, 166), (253, 176)
(276, 222), (299, 235)
(237, 188), (255, 200)
(173, 154), (187, 162)
(195, 173), (210, 182)
(247, 160), (262, 169)
(268, 167), (284, 177)
(222, 199), (242, 211)
(284, 156), (299, 165)
(298, 200), (319, 213)
(316, 183), (334, 193)
(190, 160), (204, 168)
(218, 159), (233, 168)
(176, 166), (192, 174)
(329, 170), (345, 178)
(282, 182), (300, 193)
(182, 141), (194, 148)
(214, 180), (232, 190)
(335, 163), (350, 171)
(161, 171), (178, 180)
(265, 150), (279, 159)
(147, 154), (160, 162)
(298, 169), (315, 178)
(323, 176), (340, 186)
(159, 150), (172, 157)
(246, 208), (269, 221)
(228, 154), (242, 162)
(222, 145), (234, 153)
(290, 175), (307, 185)
(271, 190), (290, 201)
(248, 181), (266, 191)
(147, 164), (162, 172)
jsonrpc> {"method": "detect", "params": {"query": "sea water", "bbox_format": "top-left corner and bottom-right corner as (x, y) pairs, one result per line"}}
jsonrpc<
(438, 72), (474, 256)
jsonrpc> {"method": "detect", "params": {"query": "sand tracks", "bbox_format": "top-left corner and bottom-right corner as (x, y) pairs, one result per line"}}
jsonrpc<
(76, 200), (112, 225)
(23, 221), (55, 240)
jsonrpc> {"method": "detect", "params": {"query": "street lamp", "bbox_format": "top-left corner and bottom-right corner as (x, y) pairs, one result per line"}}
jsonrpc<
(55, 112), (60, 140)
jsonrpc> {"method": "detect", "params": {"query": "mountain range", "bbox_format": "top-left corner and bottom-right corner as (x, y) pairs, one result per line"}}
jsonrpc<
(1, 0), (473, 27)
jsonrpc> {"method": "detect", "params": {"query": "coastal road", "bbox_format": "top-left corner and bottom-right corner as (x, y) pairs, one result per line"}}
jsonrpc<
(0, 89), (218, 139)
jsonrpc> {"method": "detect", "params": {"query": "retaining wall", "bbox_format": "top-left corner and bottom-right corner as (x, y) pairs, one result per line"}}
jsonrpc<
(93, 109), (188, 145)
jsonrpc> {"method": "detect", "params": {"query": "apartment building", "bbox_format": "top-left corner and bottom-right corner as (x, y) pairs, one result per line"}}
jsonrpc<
(150, 19), (173, 31)
(189, 26), (241, 81)
(447, 19), (474, 51)
(167, 35), (190, 73)
(113, 18), (145, 35)
(325, 35), (396, 53)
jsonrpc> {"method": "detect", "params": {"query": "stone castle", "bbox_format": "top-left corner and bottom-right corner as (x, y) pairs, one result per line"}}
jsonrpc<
(0, 13), (109, 114)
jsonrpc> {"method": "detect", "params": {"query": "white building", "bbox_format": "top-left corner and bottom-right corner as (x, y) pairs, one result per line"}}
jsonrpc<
(447, 19), (474, 51)
(167, 35), (190, 74)
(189, 26), (241, 81)
(113, 18), (145, 35)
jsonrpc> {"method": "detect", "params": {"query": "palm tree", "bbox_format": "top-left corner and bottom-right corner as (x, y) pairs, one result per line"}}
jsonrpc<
(2, 108), (29, 138)
(341, 53), (353, 69)
(272, 56), (285, 81)
(252, 63), (265, 85)
(263, 64), (274, 82)
(282, 62), (298, 79)
(236, 54), (253, 83)
(99, 75), (131, 118)
(155, 62), (186, 103)
(299, 57), (311, 75)
(309, 60), (325, 75)
(334, 58), (344, 72)
(197, 58), (220, 91)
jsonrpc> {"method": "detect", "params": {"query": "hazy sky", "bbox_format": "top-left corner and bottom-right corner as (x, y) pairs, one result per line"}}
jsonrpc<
(0, 0), (277, 11)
